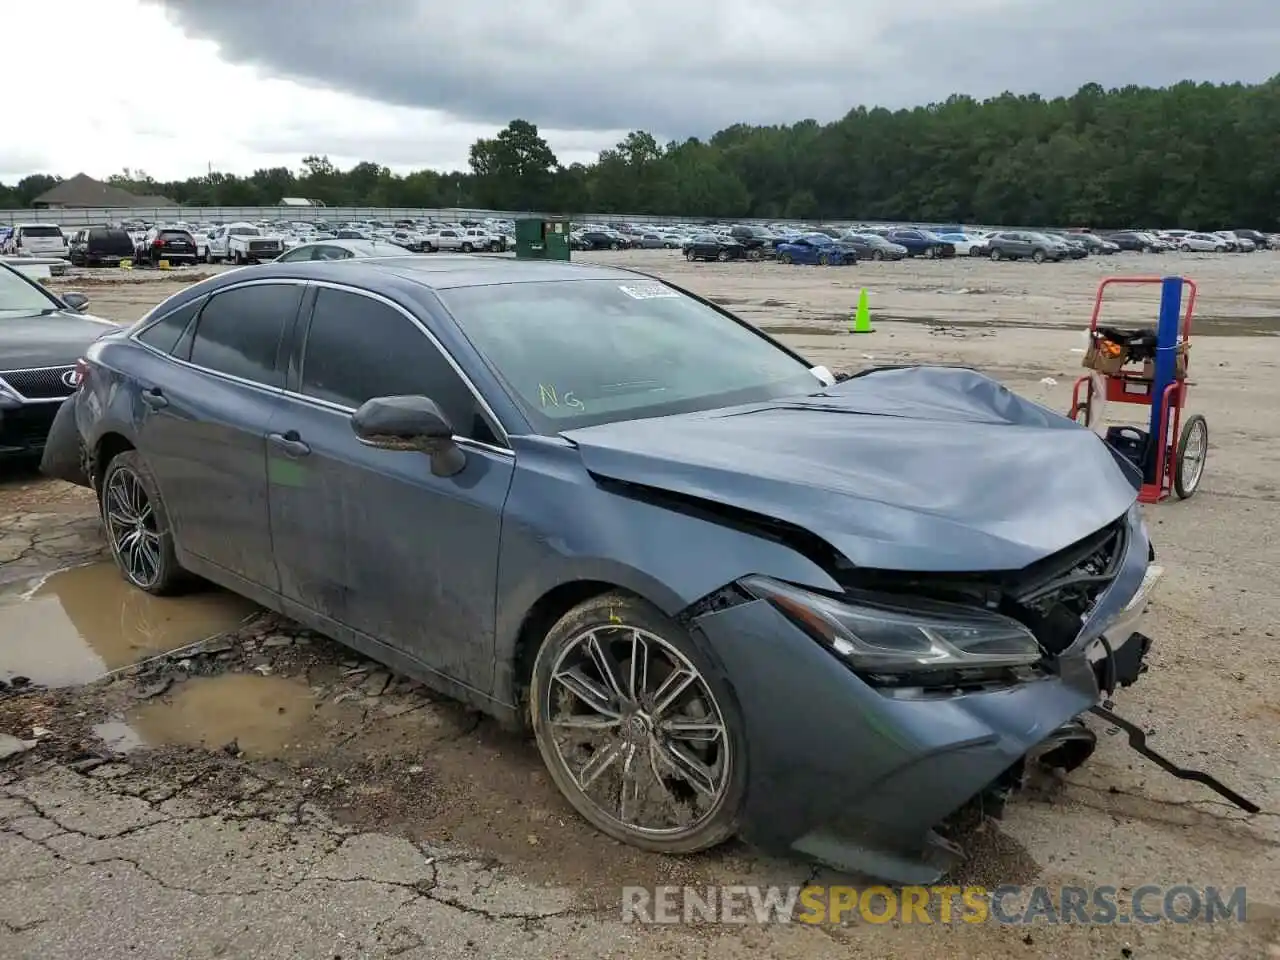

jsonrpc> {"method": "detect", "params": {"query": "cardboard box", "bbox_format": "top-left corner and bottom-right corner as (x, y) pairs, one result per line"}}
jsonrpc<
(1140, 343), (1190, 380)
(1083, 340), (1127, 376)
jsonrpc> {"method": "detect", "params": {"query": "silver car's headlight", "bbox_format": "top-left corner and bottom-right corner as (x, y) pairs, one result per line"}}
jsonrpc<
(743, 575), (1043, 677)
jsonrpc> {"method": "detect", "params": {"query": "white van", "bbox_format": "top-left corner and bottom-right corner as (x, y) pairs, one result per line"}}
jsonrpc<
(4, 222), (68, 258)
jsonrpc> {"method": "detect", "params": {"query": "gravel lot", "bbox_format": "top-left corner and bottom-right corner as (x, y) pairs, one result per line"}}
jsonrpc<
(1, 251), (1277, 959)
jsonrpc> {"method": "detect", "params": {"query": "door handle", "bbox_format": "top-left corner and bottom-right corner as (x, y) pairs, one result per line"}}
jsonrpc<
(140, 387), (168, 409)
(268, 431), (311, 458)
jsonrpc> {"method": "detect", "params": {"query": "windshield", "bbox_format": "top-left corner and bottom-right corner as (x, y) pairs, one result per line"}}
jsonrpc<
(229, 227), (260, 237)
(438, 279), (819, 433)
(20, 225), (63, 238)
(0, 265), (61, 318)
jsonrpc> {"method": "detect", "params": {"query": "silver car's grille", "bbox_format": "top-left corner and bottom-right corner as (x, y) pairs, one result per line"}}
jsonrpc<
(0, 366), (76, 400)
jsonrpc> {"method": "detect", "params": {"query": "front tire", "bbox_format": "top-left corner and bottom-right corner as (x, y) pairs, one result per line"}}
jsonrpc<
(100, 450), (186, 595)
(529, 591), (745, 855)
(685, 250), (697, 262)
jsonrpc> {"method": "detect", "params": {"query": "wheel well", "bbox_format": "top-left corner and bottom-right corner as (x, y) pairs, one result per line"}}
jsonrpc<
(510, 580), (625, 708)
(93, 433), (135, 488)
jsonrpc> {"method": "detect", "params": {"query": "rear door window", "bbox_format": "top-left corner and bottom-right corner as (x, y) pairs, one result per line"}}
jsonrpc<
(188, 283), (301, 387)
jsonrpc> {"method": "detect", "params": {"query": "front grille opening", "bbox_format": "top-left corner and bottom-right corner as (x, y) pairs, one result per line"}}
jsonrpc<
(835, 515), (1129, 657)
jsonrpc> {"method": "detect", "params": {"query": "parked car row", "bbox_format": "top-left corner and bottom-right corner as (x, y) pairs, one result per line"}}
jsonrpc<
(7, 215), (1278, 271)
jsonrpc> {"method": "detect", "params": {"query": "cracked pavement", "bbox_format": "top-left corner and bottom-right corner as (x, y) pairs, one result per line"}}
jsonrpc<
(4, 254), (1280, 958)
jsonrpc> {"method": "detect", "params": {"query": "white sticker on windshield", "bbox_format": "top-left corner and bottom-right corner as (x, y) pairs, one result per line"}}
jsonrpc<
(618, 283), (678, 300)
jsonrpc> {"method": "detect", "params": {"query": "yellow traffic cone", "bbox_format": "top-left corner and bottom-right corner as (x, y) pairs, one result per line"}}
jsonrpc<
(850, 287), (873, 333)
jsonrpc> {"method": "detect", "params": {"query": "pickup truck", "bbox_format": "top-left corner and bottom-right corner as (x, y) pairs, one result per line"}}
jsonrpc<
(207, 222), (285, 264)
(422, 228), (506, 253)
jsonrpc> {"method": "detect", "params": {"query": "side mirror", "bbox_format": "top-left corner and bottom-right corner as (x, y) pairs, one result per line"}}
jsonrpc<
(350, 395), (465, 477)
(62, 292), (89, 312)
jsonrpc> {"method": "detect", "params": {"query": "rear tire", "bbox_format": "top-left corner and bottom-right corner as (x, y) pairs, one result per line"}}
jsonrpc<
(871, 250), (884, 262)
(99, 450), (187, 596)
(685, 250), (697, 262)
(529, 591), (746, 855)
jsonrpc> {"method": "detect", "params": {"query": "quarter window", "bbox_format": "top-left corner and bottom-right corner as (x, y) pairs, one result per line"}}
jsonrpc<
(137, 298), (203, 354)
(188, 283), (300, 386)
(299, 287), (498, 444)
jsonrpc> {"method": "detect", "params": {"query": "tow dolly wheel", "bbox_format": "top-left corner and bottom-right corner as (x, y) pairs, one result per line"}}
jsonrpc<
(1174, 414), (1208, 499)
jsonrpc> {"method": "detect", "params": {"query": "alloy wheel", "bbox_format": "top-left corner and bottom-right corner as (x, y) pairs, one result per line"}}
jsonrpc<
(103, 466), (162, 588)
(543, 624), (733, 838)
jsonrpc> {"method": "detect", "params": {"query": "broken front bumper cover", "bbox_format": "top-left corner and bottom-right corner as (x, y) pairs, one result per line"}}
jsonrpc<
(692, 593), (1153, 885)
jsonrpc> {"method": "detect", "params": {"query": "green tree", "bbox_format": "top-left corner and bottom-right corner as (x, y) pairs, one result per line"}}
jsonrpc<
(469, 119), (558, 210)
(6, 78), (1280, 227)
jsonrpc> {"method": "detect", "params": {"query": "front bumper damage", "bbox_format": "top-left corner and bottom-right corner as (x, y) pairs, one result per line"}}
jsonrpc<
(693, 597), (1146, 883)
(685, 508), (1201, 884)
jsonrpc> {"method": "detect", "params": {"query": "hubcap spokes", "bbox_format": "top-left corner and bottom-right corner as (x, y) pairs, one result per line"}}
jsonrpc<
(104, 468), (161, 587)
(1183, 422), (1207, 490)
(547, 625), (730, 836)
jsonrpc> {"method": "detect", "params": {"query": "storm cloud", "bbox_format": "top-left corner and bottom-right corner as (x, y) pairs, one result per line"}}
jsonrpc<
(152, 0), (1279, 141)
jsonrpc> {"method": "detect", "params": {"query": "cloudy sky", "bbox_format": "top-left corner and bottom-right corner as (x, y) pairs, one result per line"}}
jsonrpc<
(4, 0), (1277, 183)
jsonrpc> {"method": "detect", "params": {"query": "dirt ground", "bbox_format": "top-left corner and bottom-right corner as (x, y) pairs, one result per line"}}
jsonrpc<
(1, 251), (1277, 959)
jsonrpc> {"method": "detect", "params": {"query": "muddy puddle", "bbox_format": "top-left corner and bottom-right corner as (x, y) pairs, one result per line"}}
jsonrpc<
(0, 562), (260, 687)
(125, 673), (365, 759)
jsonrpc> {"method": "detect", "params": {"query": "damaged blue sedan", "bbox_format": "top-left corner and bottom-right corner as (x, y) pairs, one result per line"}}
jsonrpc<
(45, 256), (1168, 882)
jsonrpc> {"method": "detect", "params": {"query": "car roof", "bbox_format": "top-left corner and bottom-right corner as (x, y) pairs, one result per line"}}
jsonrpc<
(227, 255), (642, 291)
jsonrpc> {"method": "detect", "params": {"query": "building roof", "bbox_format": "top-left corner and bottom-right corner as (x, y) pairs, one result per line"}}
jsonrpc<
(32, 174), (173, 208)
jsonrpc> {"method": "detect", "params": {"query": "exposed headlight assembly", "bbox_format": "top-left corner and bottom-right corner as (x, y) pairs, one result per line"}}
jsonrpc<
(743, 575), (1044, 683)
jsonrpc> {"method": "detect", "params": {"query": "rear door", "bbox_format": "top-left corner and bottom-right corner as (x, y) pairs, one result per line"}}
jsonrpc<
(267, 284), (514, 692)
(157, 230), (195, 259)
(17, 225), (66, 257)
(133, 280), (304, 591)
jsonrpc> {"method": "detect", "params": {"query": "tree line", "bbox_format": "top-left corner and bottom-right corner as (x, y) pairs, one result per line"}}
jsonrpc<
(4, 78), (1278, 229)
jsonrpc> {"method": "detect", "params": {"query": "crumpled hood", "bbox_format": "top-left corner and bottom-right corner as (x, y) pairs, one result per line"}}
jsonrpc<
(562, 366), (1138, 572)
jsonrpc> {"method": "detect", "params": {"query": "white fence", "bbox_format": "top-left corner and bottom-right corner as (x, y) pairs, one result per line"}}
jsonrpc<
(0, 206), (750, 229)
(0, 205), (983, 232)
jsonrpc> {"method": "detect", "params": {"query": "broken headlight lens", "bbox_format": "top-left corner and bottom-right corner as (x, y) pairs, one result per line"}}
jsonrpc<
(743, 576), (1043, 676)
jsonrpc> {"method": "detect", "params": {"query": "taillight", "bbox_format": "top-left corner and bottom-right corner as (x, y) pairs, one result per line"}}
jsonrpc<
(152, 238), (163, 246)
(72, 358), (90, 388)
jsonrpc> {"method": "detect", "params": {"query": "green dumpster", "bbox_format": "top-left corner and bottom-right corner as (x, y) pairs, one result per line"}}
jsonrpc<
(515, 217), (571, 261)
